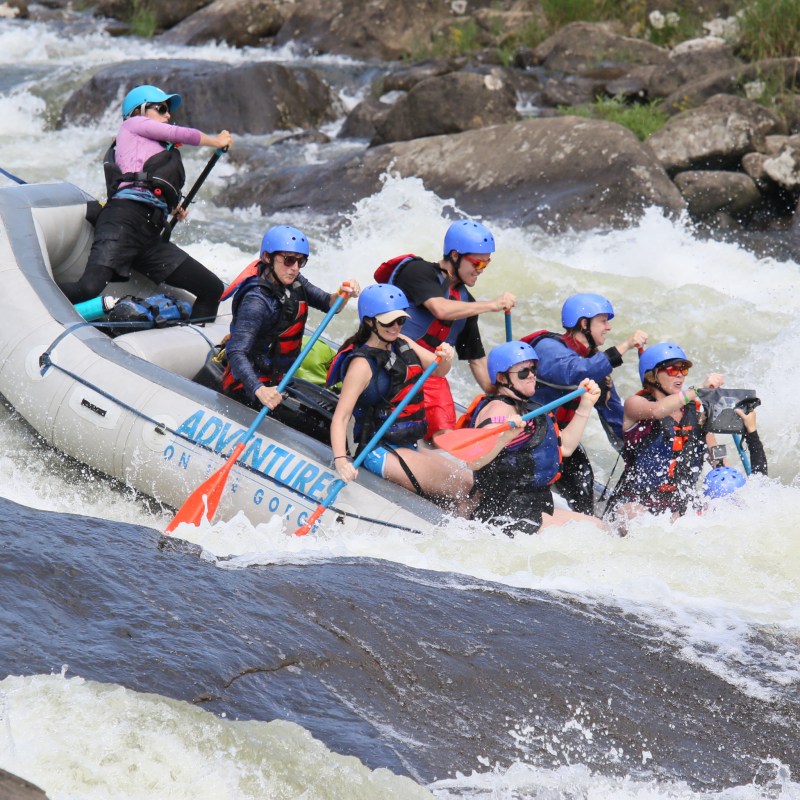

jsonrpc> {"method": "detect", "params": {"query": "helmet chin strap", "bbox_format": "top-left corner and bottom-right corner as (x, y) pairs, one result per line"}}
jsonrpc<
(447, 252), (463, 285)
(580, 319), (597, 353)
(368, 319), (394, 345)
(500, 373), (529, 402)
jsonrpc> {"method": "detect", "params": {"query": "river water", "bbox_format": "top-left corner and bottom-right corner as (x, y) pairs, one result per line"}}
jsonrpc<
(1, 12), (799, 800)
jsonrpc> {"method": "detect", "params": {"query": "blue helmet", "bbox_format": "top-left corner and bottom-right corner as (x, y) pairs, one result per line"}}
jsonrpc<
(561, 293), (615, 328)
(639, 342), (692, 383)
(487, 341), (538, 384)
(358, 284), (410, 322)
(261, 225), (310, 257)
(703, 466), (746, 499)
(443, 219), (495, 256)
(122, 84), (182, 118)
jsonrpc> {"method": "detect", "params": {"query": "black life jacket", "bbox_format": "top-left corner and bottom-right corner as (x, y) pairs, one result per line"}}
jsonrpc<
(328, 340), (428, 452)
(221, 272), (308, 392)
(103, 140), (186, 210)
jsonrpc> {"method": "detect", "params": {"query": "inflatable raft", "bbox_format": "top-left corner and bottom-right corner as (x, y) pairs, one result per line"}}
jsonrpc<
(0, 182), (449, 535)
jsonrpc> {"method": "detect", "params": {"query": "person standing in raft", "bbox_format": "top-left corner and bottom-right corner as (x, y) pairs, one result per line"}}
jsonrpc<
(377, 220), (516, 441)
(221, 225), (359, 411)
(522, 293), (648, 515)
(464, 340), (602, 536)
(58, 84), (232, 321)
(607, 342), (725, 523)
(328, 284), (473, 506)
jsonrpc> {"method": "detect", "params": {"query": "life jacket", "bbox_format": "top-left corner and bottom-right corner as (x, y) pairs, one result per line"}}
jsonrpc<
(522, 329), (614, 426)
(469, 394), (562, 489)
(220, 259), (260, 302)
(375, 255), (469, 352)
(104, 293), (192, 336)
(618, 391), (706, 500)
(221, 269), (308, 392)
(328, 340), (428, 452)
(103, 140), (185, 210)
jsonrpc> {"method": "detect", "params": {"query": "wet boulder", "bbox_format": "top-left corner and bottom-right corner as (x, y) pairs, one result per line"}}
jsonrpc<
(92, 0), (213, 30)
(339, 97), (394, 140)
(371, 70), (520, 145)
(159, 0), (288, 46)
(673, 170), (762, 218)
(59, 59), (337, 135)
(0, 769), (49, 800)
(223, 116), (686, 231)
(647, 94), (784, 172)
(532, 21), (669, 74)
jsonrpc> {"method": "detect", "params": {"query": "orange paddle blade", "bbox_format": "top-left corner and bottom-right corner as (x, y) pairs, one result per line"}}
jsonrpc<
(165, 441), (246, 533)
(433, 424), (510, 462)
(294, 504), (327, 537)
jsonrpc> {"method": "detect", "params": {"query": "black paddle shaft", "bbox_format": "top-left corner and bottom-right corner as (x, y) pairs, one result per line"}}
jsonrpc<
(162, 146), (227, 241)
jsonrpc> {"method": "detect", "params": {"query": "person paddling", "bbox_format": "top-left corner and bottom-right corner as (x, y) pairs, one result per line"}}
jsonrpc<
(377, 220), (516, 441)
(465, 341), (602, 536)
(522, 293), (647, 515)
(221, 225), (359, 411)
(58, 84), (232, 321)
(328, 284), (473, 507)
(607, 342), (726, 524)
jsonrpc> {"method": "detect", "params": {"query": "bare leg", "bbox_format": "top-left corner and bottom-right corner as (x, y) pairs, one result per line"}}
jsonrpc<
(383, 448), (473, 510)
(540, 508), (608, 531)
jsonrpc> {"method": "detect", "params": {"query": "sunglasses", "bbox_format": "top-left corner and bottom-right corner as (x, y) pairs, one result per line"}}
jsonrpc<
(509, 366), (537, 380)
(463, 254), (490, 272)
(376, 316), (407, 329)
(277, 253), (308, 268)
(146, 102), (170, 115)
(660, 363), (691, 377)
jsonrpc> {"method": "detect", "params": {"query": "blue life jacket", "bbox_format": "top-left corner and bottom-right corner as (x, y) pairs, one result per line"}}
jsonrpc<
(470, 394), (562, 490)
(328, 340), (428, 452)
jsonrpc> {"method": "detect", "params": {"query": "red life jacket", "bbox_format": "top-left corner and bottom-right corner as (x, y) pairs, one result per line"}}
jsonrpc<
(221, 268), (308, 392)
(521, 329), (588, 425)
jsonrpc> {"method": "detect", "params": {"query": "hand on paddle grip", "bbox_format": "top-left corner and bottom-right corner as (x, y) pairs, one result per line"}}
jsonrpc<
(578, 378), (601, 408)
(339, 279), (360, 298)
(434, 343), (454, 362)
(255, 385), (284, 410)
(334, 457), (358, 483)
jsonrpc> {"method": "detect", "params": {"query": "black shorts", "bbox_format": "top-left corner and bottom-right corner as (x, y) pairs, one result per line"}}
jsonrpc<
(473, 484), (555, 536)
(89, 199), (188, 284)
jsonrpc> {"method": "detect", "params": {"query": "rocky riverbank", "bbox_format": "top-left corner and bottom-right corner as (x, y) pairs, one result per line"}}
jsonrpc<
(12, 0), (800, 246)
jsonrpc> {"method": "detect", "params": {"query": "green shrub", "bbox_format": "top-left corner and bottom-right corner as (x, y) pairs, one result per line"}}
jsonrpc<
(560, 96), (669, 140)
(738, 0), (800, 60)
(129, 0), (157, 38)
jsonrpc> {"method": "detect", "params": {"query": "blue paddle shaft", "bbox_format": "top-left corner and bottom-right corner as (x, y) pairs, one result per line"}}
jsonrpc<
(515, 386), (586, 425)
(239, 293), (346, 443)
(321, 355), (442, 510)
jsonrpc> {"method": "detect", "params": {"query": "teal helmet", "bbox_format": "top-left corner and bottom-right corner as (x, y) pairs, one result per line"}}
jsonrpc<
(260, 226), (310, 257)
(358, 284), (410, 322)
(639, 342), (692, 383)
(122, 85), (182, 119)
(704, 466), (746, 499)
(487, 341), (538, 384)
(443, 219), (495, 256)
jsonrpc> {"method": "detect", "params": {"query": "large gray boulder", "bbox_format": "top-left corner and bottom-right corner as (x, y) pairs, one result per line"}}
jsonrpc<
(647, 37), (741, 99)
(58, 60), (337, 135)
(0, 769), (49, 799)
(673, 170), (762, 217)
(660, 57), (800, 115)
(92, 0), (213, 30)
(222, 116), (686, 231)
(159, 0), (288, 46)
(532, 21), (669, 74)
(371, 71), (520, 145)
(647, 94), (784, 172)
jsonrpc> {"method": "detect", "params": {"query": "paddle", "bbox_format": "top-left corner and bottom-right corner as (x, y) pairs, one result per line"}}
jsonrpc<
(732, 434), (752, 475)
(504, 309), (512, 342)
(162, 146), (227, 241)
(293, 355), (443, 537)
(434, 386), (587, 462)
(165, 292), (347, 533)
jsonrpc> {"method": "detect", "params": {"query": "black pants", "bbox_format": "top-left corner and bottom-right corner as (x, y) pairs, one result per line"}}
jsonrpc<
(552, 445), (595, 515)
(59, 199), (223, 322)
